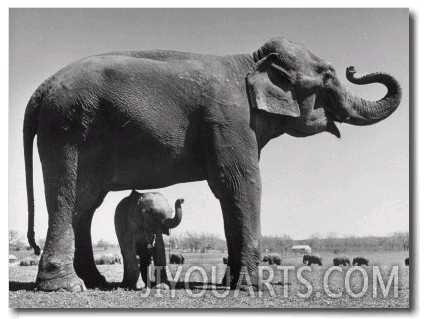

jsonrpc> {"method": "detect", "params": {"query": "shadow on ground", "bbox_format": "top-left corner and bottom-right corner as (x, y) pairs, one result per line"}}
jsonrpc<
(9, 281), (36, 291)
(9, 281), (229, 292)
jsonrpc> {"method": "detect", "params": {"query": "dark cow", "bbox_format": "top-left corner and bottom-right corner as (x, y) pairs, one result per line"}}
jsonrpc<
(333, 257), (350, 266)
(303, 254), (323, 266)
(352, 257), (369, 266)
(170, 253), (185, 264)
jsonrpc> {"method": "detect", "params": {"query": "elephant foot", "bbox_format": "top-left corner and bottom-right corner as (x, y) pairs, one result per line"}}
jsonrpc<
(119, 282), (138, 290)
(120, 278), (144, 290)
(36, 273), (86, 292)
(74, 256), (107, 288)
(221, 272), (230, 287)
(237, 283), (259, 292)
(153, 282), (170, 290)
(119, 284), (138, 290)
(221, 274), (259, 291)
(233, 276), (259, 291)
(230, 269), (260, 291)
(81, 273), (107, 289)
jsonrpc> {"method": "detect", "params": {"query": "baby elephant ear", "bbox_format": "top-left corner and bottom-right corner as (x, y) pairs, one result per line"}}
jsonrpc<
(246, 53), (300, 117)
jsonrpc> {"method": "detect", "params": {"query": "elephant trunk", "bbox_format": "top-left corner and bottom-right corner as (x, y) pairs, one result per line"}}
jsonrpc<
(335, 67), (401, 126)
(164, 199), (184, 229)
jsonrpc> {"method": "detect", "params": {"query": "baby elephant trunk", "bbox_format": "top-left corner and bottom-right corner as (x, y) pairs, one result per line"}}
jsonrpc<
(163, 199), (184, 234)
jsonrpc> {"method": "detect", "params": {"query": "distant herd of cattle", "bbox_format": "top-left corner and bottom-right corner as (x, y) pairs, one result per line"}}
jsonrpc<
(16, 253), (410, 267)
(257, 253), (410, 267)
(16, 253), (186, 267)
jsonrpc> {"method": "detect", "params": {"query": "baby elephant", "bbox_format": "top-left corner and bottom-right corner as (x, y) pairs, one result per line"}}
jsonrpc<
(115, 190), (184, 290)
(303, 254), (323, 266)
(262, 253), (282, 265)
(352, 257), (369, 266)
(333, 257), (350, 266)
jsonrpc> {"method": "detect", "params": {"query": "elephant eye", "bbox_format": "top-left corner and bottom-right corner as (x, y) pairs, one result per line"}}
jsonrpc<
(322, 70), (334, 86)
(323, 70), (333, 79)
(317, 64), (334, 76)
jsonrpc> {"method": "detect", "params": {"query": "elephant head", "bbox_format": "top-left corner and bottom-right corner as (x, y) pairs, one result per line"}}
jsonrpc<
(247, 37), (401, 140)
(137, 192), (184, 236)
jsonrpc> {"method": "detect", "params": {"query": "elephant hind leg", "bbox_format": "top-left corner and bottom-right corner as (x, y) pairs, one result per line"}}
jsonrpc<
(35, 144), (85, 292)
(74, 188), (108, 288)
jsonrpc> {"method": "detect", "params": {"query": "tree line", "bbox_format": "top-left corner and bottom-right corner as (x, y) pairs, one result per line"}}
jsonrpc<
(262, 231), (409, 254)
(9, 230), (409, 253)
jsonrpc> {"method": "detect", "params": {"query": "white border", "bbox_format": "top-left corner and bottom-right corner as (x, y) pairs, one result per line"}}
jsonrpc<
(3, 1), (420, 319)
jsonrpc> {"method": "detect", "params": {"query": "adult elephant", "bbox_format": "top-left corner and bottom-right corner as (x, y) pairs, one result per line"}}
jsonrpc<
(169, 253), (185, 265)
(303, 254), (323, 266)
(115, 191), (183, 289)
(262, 253), (282, 265)
(353, 257), (369, 266)
(333, 257), (350, 266)
(24, 37), (401, 291)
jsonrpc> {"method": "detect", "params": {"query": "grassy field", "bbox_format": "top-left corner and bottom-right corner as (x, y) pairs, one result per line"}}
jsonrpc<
(9, 251), (409, 308)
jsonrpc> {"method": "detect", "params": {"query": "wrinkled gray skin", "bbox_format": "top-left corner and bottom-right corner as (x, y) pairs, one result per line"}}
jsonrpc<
(303, 254), (323, 266)
(24, 37), (401, 291)
(333, 257), (350, 266)
(405, 257), (409, 266)
(262, 253), (282, 265)
(169, 253), (185, 265)
(115, 191), (183, 289)
(352, 257), (369, 266)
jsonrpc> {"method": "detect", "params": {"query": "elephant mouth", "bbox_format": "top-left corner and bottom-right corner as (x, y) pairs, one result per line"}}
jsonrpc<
(323, 101), (350, 123)
(327, 108), (351, 123)
(324, 110), (342, 138)
(320, 90), (351, 124)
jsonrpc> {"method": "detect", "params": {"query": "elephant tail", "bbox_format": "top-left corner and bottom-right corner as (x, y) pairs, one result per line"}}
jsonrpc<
(23, 84), (48, 256)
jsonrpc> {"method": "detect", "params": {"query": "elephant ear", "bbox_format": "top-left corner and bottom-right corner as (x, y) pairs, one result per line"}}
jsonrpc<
(246, 53), (300, 117)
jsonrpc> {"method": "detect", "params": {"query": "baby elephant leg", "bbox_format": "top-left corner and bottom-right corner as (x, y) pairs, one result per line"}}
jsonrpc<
(138, 246), (153, 288)
(152, 235), (170, 288)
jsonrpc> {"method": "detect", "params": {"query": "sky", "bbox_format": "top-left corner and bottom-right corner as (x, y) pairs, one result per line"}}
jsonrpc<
(9, 8), (409, 244)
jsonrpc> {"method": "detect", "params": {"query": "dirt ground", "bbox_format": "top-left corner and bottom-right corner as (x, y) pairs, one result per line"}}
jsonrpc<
(9, 251), (409, 309)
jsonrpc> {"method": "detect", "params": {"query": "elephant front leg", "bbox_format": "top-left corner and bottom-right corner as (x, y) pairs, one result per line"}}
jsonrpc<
(151, 235), (170, 289)
(219, 192), (262, 290)
(206, 152), (262, 289)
